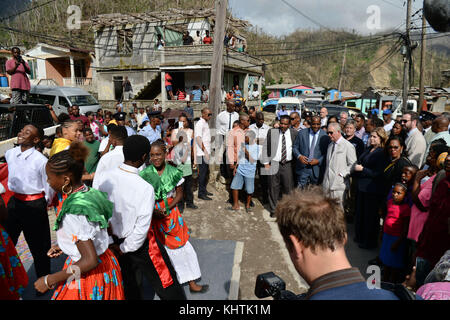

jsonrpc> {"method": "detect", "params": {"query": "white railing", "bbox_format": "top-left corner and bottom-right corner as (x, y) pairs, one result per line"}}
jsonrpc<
(62, 77), (93, 87)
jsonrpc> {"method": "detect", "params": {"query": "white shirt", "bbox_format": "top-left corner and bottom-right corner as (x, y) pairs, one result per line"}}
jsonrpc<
(383, 120), (395, 133)
(194, 117), (211, 156)
(309, 129), (322, 149)
(5, 146), (54, 203)
(321, 117), (328, 127)
(92, 146), (124, 186)
(136, 112), (147, 128)
(249, 123), (270, 159)
(56, 214), (109, 262)
(273, 129), (293, 162)
(98, 136), (109, 153)
(216, 111), (239, 136)
(94, 164), (155, 254)
(251, 90), (260, 99)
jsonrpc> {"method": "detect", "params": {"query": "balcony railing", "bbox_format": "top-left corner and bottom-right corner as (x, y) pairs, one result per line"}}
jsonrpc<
(62, 77), (93, 87)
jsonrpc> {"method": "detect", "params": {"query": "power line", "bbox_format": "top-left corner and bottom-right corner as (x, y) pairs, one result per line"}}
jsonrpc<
(0, 0), (59, 23)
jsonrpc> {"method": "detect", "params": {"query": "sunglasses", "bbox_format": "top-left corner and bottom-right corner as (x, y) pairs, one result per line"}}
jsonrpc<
(388, 146), (400, 149)
(207, 113), (212, 116)
(400, 120), (409, 124)
(327, 131), (334, 135)
(290, 117), (296, 120)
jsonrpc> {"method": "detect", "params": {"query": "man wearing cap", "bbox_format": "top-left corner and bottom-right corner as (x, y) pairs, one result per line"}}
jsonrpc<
(138, 111), (162, 144)
(421, 111), (437, 145)
(113, 112), (136, 137)
(382, 109), (395, 133)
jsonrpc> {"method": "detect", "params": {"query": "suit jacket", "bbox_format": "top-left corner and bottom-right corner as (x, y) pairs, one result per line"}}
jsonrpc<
(292, 128), (330, 178)
(405, 129), (427, 168)
(323, 138), (357, 192)
(261, 128), (298, 164)
(353, 147), (388, 194)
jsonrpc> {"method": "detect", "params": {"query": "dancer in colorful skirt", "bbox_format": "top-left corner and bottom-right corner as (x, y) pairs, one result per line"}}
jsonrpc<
(94, 135), (186, 300)
(140, 139), (209, 293)
(34, 142), (124, 300)
(0, 184), (28, 300)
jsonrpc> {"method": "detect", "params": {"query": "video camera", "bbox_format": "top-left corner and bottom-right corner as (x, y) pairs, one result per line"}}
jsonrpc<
(255, 272), (305, 300)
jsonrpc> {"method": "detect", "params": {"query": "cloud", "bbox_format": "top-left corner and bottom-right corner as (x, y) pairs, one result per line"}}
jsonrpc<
(229, 0), (419, 36)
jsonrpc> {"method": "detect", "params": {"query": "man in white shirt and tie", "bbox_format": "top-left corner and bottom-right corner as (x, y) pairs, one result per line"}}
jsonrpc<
(216, 101), (239, 183)
(4, 124), (55, 292)
(94, 135), (186, 300)
(93, 126), (128, 185)
(261, 115), (298, 216)
(322, 122), (357, 208)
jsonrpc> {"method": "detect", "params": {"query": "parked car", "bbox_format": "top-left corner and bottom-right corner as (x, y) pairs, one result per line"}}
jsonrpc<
(0, 103), (58, 157)
(261, 98), (279, 113)
(28, 86), (101, 116)
(276, 97), (302, 115)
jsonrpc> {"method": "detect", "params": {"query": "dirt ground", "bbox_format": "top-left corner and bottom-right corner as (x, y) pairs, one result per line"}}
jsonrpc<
(182, 171), (308, 300)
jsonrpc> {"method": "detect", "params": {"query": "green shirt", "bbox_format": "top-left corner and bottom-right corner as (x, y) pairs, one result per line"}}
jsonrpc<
(83, 140), (100, 173)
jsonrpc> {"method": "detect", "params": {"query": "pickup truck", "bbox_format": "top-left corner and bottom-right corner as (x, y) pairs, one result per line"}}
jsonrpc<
(0, 104), (58, 157)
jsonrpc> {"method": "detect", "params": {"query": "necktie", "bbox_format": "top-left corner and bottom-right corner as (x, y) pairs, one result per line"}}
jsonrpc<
(281, 132), (287, 164)
(330, 142), (336, 162)
(308, 132), (317, 162)
(228, 113), (232, 130)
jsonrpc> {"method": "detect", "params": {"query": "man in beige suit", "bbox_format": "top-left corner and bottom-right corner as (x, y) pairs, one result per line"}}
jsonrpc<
(402, 111), (427, 168)
(323, 122), (357, 207)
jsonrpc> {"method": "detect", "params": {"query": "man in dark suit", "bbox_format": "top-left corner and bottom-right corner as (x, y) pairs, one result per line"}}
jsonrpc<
(293, 116), (329, 188)
(261, 115), (298, 216)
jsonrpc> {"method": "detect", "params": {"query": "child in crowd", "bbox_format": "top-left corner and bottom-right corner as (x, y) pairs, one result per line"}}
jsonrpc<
(380, 182), (411, 283)
(385, 165), (418, 207)
(229, 131), (258, 212)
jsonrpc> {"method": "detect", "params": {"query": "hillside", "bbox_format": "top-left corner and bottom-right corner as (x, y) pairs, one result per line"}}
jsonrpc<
(1, 0), (449, 91)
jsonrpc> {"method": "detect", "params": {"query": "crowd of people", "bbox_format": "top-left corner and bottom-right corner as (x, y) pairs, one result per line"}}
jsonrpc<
(0, 90), (449, 300)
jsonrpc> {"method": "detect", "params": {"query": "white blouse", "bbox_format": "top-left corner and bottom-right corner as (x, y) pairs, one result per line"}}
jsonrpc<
(165, 178), (185, 199)
(56, 214), (109, 262)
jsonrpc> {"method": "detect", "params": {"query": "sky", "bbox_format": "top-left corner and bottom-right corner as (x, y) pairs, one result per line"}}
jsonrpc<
(228, 0), (425, 37)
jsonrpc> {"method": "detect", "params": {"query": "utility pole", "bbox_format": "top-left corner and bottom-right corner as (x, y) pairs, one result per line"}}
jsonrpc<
(418, 12), (426, 112)
(401, 0), (412, 112)
(209, 0), (227, 129)
(338, 44), (347, 92)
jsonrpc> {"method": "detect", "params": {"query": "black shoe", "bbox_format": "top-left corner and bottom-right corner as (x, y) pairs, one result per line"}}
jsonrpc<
(250, 200), (255, 207)
(186, 204), (198, 209)
(270, 211), (275, 218)
(189, 284), (209, 294)
(198, 195), (212, 201)
(206, 191), (213, 196)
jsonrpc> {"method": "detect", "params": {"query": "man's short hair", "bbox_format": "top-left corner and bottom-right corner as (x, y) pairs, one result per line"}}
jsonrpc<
(109, 125), (128, 142)
(280, 115), (290, 122)
(256, 112), (264, 120)
(328, 122), (341, 133)
(290, 112), (299, 118)
(123, 135), (150, 162)
(355, 113), (365, 122)
(404, 111), (420, 124)
(345, 119), (356, 127)
(83, 127), (93, 134)
(372, 117), (384, 128)
(275, 186), (347, 253)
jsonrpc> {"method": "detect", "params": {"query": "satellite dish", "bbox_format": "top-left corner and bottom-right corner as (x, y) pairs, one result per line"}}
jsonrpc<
(423, 0), (450, 32)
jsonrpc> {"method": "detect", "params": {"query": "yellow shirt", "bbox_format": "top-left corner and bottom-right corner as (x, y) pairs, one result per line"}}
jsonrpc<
(50, 138), (71, 157)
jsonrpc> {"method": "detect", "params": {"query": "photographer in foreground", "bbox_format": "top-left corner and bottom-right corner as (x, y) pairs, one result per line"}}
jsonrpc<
(6, 47), (31, 105)
(275, 186), (400, 300)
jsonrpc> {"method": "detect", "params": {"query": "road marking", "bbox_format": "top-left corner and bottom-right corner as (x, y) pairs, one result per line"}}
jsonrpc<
(228, 241), (244, 300)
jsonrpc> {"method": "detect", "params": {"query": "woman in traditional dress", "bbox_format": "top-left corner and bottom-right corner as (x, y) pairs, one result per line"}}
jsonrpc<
(140, 139), (209, 293)
(0, 184), (28, 300)
(34, 142), (124, 300)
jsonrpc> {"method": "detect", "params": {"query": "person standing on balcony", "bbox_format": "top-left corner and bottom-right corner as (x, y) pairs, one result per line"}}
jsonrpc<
(192, 30), (202, 45)
(182, 31), (194, 46)
(122, 76), (133, 101)
(6, 47), (31, 105)
(203, 30), (213, 44)
(165, 73), (175, 101)
(156, 34), (165, 50)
